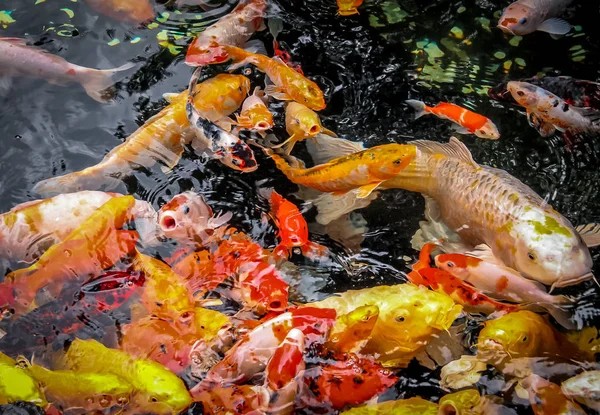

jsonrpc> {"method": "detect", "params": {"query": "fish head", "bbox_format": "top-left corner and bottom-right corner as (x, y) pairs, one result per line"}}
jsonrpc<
(158, 192), (215, 240)
(507, 81), (541, 108)
(337, 0), (360, 16)
(279, 209), (309, 248)
(132, 361), (192, 413)
(285, 102), (322, 137)
(368, 144), (419, 179)
(220, 141), (258, 172)
(245, 106), (274, 131)
(474, 121), (500, 140)
(294, 80), (326, 111)
(434, 254), (479, 280)
(510, 211), (593, 287)
(497, 3), (539, 35)
(477, 311), (542, 360)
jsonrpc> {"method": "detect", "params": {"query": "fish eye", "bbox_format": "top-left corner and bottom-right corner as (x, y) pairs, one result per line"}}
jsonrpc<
(527, 252), (536, 261)
(393, 159), (403, 165)
(238, 87), (243, 93)
(517, 91), (525, 97)
(149, 396), (158, 403)
(446, 261), (455, 268)
(519, 18), (528, 24)
(522, 336), (528, 342)
(395, 316), (405, 322)
(182, 205), (190, 215)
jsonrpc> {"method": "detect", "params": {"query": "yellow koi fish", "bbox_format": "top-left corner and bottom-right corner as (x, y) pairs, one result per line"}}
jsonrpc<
(0, 354), (46, 406)
(234, 86), (274, 137)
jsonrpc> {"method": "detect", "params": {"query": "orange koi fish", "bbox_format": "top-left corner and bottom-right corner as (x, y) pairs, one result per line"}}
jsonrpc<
(33, 75), (254, 195)
(407, 243), (518, 314)
(0, 196), (139, 315)
(234, 87), (274, 137)
(520, 374), (587, 415)
(84, 0), (155, 24)
(221, 45), (326, 110)
(237, 261), (289, 314)
(406, 100), (500, 140)
(263, 143), (417, 198)
(185, 0), (267, 66)
(336, 0), (364, 16)
(261, 188), (329, 261)
(271, 102), (337, 155)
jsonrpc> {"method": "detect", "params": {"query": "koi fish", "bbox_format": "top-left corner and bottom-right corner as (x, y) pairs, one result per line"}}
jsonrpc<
(407, 243), (518, 314)
(340, 398), (438, 415)
(325, 305), (379, 353)
(33, 75), (254, 195)
(498, 0), (573, 37)
(234, 87), (274, 137)
(261, 188), (329, 261)
(263, 143), (417, 198)
(0, 191), (119, 263)
(17, 357), (132, 413)
(303, 353), (397, 410)
(57, 338), (192, 414)
(508, 81), (600, 135)
(562, 371), (600, 412)
(0, 196), (139, 315)
(435, 252), (574, 327)
(0, 355), (46, 406)
(187, 71), (258, 173)
(406, 100), (500, 140)
(237, 260), (290, 314)
(185, 0), (267, 66)
(157, 191), (232, 244)
(222, 45), (326, 110)
(0, 38), (135, 103)
(310, 284), (462, 367)
(193, 385), (270, 415)
(305, 135), (599, 289)
(336, 0), (364, 16)
(520, 374), (586, 415)
(271, 102), (338, 154)
(84, 0), (155, 24)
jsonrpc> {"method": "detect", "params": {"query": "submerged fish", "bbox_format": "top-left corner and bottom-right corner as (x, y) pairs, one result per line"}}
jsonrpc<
(0, 37), (134, 103)
(222, 45), (326, 110)
(508, 81), (600, 135)
(57, 338), (192, 414)
(84, 0), (155, 24)
(305, 135), (598, 289)
(270, 102), (338, 155)
(310, 284), (463, 367)
(185, 0), (267, 66)
(498, 0), (573, 36)
(336, 0), (364, 16)
(406, 100), (500, 140)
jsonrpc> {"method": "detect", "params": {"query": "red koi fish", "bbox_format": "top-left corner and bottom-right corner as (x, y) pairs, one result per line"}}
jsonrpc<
(262, 189), (329, 261)
(406, 100), (500, 140)
(185, 0), (267, 66)
(237, 261), (289, 314)
(407, 243), (518, 314)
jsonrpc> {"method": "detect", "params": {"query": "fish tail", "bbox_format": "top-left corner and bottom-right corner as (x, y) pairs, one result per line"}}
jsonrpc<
(32, 170), (123, 197)
(405, 99), (430, 120)
(81, 62), (136, 103)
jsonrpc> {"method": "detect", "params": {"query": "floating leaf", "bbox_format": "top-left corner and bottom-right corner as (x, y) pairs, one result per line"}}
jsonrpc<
(107, 38), (121, 46)
(450, 26), (463, 39)
(130, 36), (141, 44)
(147, 22), (159, 30)
(60, 8), (75, 18)
(156, 12), (169, 23)
(0, 10), (16, 29)
(493, 51), (506, 59)
(35, 0), (46, 4)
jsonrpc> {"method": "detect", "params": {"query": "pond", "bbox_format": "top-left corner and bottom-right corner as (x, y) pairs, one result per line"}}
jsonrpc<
(0, 0), (599, 414)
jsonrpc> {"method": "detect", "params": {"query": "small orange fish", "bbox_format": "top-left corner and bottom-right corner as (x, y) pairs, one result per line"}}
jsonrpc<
(222, 45), (326, 110)
(234, 87), (274, 137)
(406, 100), (500, 140)
(262, 188), (328, 261)
(407, 243), (518, 314)
(84, 0), (155, 24)
(336, 0), (364, 16)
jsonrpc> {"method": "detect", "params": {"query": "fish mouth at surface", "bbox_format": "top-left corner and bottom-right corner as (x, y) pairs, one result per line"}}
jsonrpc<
(159, 213), (178, 231)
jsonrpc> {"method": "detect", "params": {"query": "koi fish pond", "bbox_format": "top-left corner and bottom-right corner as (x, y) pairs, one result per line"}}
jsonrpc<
(0, 0), (600, 414)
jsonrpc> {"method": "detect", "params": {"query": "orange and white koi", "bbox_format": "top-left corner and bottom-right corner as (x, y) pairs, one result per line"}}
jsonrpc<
(271, 102), (337, 155)
(498, 0), (573, 37)
(0, 37), (135, 103)
(261, 188), (328, 261)
(407, 243), (518, 314)
(263, 143), (417, 198)
(406, 100), (500, 140)
(185, 0), (267, 66)
(336, 0), (364, 16)
(520, 374), (586, 415)
(0, 196), (139, 316)
(234, 87), (274, 137)
(221, 45), (326, 110)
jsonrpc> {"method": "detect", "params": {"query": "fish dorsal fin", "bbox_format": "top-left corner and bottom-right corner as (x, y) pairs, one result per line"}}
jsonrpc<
(408, 136), (478, 168)
(306, 134), (366, 165)
(576, 223), (600, 248)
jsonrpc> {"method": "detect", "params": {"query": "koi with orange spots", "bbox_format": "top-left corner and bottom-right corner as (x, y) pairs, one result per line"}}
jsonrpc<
(407, 243), (518, 314)
(220, 45), (326, 110)
(261, 188), (329, 261)
(406, 100), (500, 140)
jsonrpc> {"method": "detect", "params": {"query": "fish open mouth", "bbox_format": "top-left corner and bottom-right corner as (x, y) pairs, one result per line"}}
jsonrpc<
(159, 213), (178, 231)
(255, 121), (271, 130)
(309, 125), (320, 135)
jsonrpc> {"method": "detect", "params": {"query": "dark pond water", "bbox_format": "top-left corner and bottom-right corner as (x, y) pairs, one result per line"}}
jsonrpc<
(1, 0), (600, 413)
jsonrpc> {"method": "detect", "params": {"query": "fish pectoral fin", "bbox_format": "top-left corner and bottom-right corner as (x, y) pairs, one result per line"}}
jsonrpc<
(576, 222), (600, 248)
(264, 85), (292, 101)
(306, 134), (366, 165)
(357, 182), (383, 199)
(450, 124), (471, 135)
(537, 18), (572, 36)
(310, 188), (378, 225)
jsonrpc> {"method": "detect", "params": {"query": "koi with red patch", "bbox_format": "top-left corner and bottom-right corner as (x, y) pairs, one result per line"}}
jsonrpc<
(406, 100), (500, 140)
(261, 188), (329, 261)
(407, 243), (518, 314)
